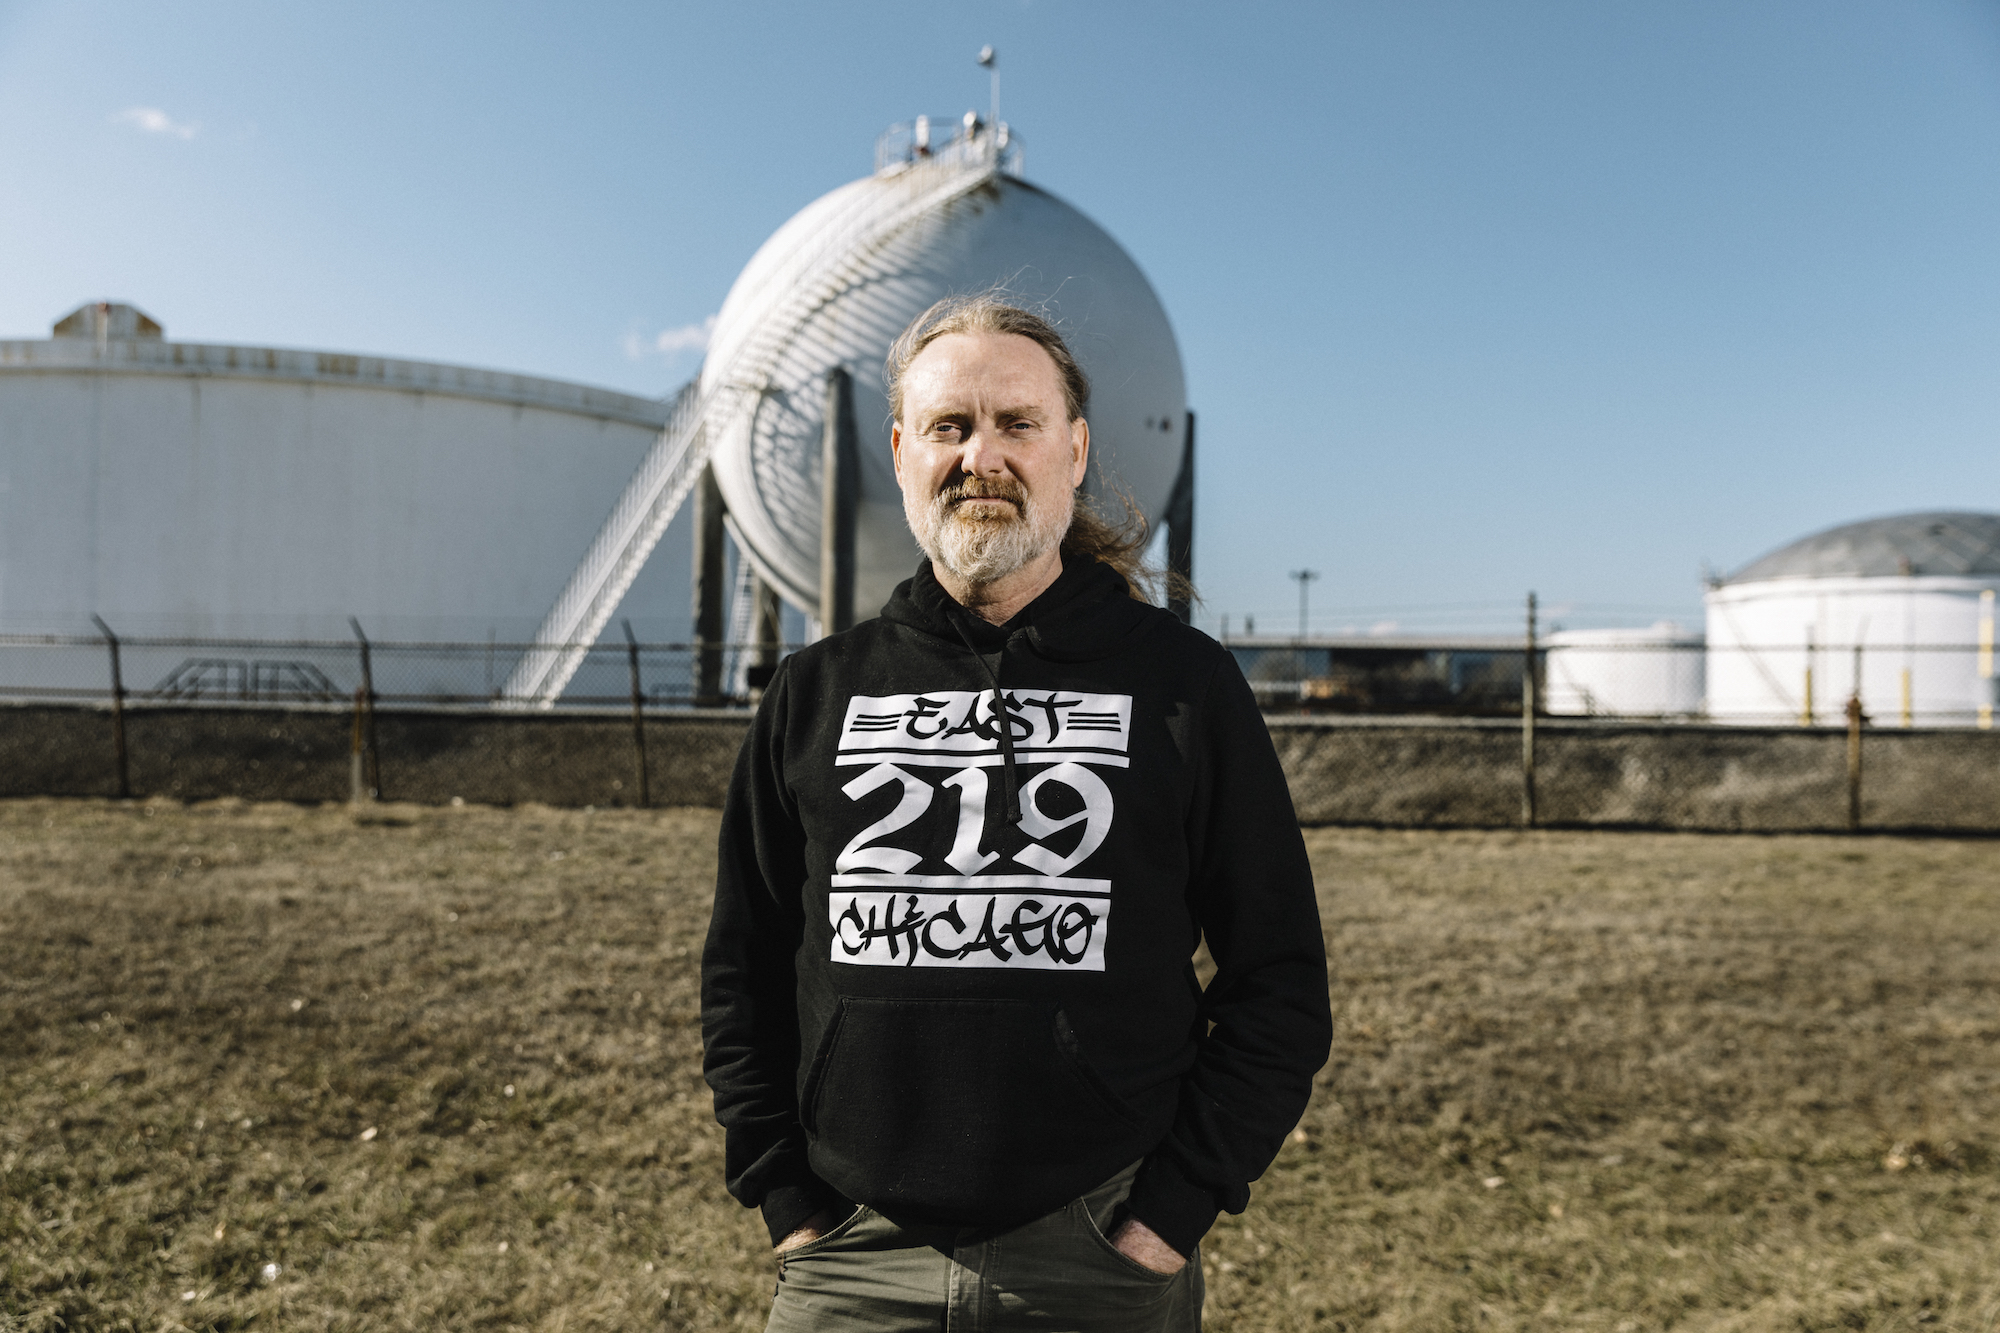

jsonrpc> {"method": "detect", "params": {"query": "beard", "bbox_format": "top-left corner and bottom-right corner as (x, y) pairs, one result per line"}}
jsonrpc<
(906, 474), (1074, 587)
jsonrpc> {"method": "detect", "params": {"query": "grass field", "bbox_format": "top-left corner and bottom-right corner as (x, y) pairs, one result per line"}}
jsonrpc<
(2, 797), (1997, 1332)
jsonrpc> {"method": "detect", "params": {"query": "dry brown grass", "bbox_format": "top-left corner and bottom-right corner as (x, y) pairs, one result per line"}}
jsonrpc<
(1, 799), (1997, 1331)
(1248, 830), (2000, 1332)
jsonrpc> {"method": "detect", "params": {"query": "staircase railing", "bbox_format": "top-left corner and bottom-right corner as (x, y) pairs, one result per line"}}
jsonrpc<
(501, 153), (1002, 705)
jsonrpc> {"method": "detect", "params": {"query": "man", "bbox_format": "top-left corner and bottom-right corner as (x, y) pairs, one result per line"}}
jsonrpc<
(702, 296), (1331, 1332)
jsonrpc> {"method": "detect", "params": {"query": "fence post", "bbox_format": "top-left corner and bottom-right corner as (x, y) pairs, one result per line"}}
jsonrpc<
(622, 619), (651, 809)
(91, 614), (130, 799)
(1846, 642), (1864, 832)
(1845, 693), (1864, 832)
(1802, 628), (1815, 727)
(350, 618), (380, 799)
(1521, 591), (1537, 828)
(350, 688), (370, 805)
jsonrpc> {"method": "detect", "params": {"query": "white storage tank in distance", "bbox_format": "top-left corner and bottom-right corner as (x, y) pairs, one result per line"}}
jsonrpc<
(1543, 622), (1705, 717)
(1704, 511), (2000, 727)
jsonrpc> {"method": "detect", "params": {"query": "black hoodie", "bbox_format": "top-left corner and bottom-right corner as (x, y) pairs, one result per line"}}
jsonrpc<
(700, 555), (1331, 1257)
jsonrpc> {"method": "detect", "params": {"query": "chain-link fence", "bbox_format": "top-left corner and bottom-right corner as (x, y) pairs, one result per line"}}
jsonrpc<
(7, 631), (2000, 831)
(1236, 634), (2000, 832)
(1227, 637), (2000, 728)
(0, 700), (754, 808)
(0, 631), (798, 710)
(15, 630), (1992, 722)
(0, 631), (780, 809)
(1226, 638), (1529, 714)
(1271, 716), (2000, 832)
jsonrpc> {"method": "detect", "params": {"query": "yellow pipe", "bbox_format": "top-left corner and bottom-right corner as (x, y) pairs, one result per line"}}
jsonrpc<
(1980, 590), (1994, 730)
(1900, 668), (1912, 728)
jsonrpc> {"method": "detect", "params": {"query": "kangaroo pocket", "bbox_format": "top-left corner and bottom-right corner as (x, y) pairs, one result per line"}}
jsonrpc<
(802, 997), (1145, 1229)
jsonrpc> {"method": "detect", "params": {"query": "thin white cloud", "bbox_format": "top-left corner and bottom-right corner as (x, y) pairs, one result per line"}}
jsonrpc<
(626, 314), (717, 361)
(113, 106), (199, 140)
(655, 315), (717, 354)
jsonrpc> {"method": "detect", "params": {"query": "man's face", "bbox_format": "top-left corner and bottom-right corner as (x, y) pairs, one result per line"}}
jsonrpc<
(891, 331), (1090, 587)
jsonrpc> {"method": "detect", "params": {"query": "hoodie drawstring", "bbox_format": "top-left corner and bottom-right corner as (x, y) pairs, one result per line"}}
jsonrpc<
(952, 620), (1023, 825)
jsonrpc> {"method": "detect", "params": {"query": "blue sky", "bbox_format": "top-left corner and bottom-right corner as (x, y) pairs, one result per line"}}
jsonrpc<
(4, 0), (1998, 636)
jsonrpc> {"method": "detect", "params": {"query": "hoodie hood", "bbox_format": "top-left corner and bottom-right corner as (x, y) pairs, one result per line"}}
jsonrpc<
(880, 555), (1161, 826)
(880, 555), (1161, 662)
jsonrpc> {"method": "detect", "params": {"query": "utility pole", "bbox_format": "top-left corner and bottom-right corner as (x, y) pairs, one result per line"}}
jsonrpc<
(1288, 568), (1320, 640)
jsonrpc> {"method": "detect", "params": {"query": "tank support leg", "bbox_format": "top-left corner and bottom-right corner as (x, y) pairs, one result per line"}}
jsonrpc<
(746, 573), (784, 703)
(1165, 410), (1196, 625)
(693, 464), (728, 705)
(820, 367), (860, 635)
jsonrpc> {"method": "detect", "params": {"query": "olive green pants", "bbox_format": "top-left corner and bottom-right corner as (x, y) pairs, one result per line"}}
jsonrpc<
(765, 1162), (1204, 1332)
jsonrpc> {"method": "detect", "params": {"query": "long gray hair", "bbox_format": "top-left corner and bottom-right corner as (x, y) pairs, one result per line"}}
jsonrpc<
(885, 293), (1090, 425)
(884, 294), (1188, 606)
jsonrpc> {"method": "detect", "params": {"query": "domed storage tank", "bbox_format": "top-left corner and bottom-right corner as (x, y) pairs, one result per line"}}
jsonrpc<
(503, 119), (1193, 705)
(1704, 511), (2000, 726)
(1544, 622), (1704, 717)
(703, 118), (1187, 618)
(0, 301), (677, 701)
(0, 302), (672, 641)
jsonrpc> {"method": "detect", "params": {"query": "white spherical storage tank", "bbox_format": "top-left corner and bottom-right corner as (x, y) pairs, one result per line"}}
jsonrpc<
(702, 119), (1187, 619)
(0, 302), (674, 699)
(1704, 512), (2000, 727)
(1543, 622), (1704, 717)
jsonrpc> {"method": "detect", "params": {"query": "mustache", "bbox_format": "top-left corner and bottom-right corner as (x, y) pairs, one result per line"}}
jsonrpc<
(936, 476), (1027, 512)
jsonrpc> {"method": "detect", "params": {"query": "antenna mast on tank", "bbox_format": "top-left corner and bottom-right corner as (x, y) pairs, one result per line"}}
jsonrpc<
(978, 45), (998, 135)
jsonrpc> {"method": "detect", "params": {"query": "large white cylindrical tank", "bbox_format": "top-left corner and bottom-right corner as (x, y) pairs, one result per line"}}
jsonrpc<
(1704, 512), (2000, 726)
(1544, 622), (1705, 717)
(0, 303), (675, 698)
(702, 122), (1187, 618)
